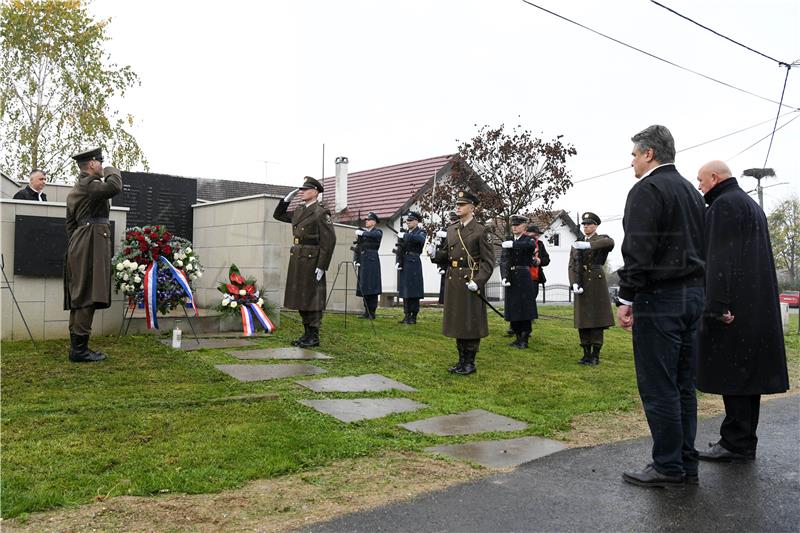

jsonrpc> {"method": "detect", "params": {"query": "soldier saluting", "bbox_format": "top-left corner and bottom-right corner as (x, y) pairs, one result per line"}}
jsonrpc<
(431, 191), (495, 375)
(354, 211), (382, 319)
(568, 211), (615, 365)
(500, 214), (537, 349)
(396, 211), (426, 324)
(273, 176), (336, 348)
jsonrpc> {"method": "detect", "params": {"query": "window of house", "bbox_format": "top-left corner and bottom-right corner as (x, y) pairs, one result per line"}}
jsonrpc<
(548, 233), (560, 247)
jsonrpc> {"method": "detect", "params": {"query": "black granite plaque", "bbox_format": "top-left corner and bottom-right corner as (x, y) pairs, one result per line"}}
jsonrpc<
(117, 172), (196, 240)
(14, 216), (115, 277)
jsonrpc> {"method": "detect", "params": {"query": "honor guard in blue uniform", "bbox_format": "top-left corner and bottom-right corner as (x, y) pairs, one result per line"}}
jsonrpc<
(569, 212), (614, 365)
(397, 211), (426, 324)
(354, 211), (383, 319)
(500, 214), (538, 348)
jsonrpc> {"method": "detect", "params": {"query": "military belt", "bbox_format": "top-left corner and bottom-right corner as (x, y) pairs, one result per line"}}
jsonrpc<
(450, 260), (475, 268)
(294, 237), (319, 245)
(508, 266), (528, 270)
(80, 217), (109, 225)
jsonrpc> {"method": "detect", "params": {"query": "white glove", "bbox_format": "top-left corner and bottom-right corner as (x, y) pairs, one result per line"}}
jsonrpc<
(466, 280), (478, 292)
(395, 263), (402, 271)
(315, 268), (324, 281)
(427, 243), (437, 257)
(501, 240), (514, 249)
(397, 232), (406, 239)
(438, 268), (446, 275)
(283, 188), (299, 202)
(502, 278), (511, 287)
(572, 283), (584, 294)
(572, 241), (591, 250)
(355, 229), (364, 236)
(436, 230), (447, 238)
(353, 261), (360, 268)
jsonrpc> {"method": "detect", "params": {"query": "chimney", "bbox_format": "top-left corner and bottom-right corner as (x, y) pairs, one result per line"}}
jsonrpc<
(335, 156), (348, 213)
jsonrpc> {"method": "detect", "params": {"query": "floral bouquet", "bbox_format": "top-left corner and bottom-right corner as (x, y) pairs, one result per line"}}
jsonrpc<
(112, 225), (204, 316)
(216, 264), (276, 335)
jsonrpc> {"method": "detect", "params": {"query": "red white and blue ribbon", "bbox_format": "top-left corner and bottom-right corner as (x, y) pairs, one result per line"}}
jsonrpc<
(239, 303), (276, 336)
(143, 262), (158, 330)
(158, 256), (199, 317)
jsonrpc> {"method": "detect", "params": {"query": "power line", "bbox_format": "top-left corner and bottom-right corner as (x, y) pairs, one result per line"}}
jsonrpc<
(727, 112), (800, 161)
(649, 0), (791, 66)
(519, 0), (798, 110)
(763, 67), (793, 167)
(572, 110), (800, 184)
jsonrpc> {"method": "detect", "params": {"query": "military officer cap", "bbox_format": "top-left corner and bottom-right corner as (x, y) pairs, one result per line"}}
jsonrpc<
(405, 211), (422, 222)
(527, 224), (542, 234)
(71, 147), (103, 163)
(366, 211), (380, 223)
(455, 190), (479, 206)
(299, 176), (324, 192)
(581, 212), (601, 225)
(448, 211), (459, 222)
(510, 214), (527, 225)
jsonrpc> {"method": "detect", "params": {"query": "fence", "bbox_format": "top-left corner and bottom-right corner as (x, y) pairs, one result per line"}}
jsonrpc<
(485, 282), (573, 304)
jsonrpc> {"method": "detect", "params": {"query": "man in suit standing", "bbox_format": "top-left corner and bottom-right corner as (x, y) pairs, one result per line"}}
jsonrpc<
(617, 125), (706, 488)
(568, 212), (615, 365)
(397, 211), (426, 324)
(63, 148), (121, 362)
(13, 169), (48, 201)
(695, 160), (789, 463)
(432, 191), (495, 375)
(273, 176), (336, 348)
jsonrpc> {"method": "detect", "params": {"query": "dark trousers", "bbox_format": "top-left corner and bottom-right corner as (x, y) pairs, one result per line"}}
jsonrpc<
(69, 306), (96, 335)
(403, 298), (420, 314)
(510, 320), (532, 334)
(362, 294), (378, 315)
(299, 310), (323, 328)
(632, 286), (704, 476)
(578, 327), (604, 346)
(456, 338), (480, 353)
(720, 394), (761, 455)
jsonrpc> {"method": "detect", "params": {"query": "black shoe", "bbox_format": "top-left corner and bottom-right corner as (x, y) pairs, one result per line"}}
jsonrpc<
(399, 313), (410, 324)
(292, 325), (310, 346)
(408, 312), (417, 324)
(69, 334), (106, 363)
(587, 345), (601, 365)
(448, 349), (465, 373)
(454, 351), (476, 375)
(298, 327), (320, 348)
(517, 333), (529, 349)
(698, 442), (752, 463)
(683, 473), (699, 485)
(578, 345), (591, 365)
(622, 464), (684, 488)
(358, 313), (371, 319)
(508, 332), (521, 348)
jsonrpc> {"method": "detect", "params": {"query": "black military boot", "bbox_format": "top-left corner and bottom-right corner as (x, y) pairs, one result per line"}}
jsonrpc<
(399, 312), (410, 324)
(508, 332), (521, 347)
(448, 347), (465, 373)
(455, 350), (476, 375)
(578, 345), (591, 365)
(588, 345), (601, 366)
(517, 332), (530, 349)
(69, 334), (105, 362)
(299, 327), (320, 348)
(292, 325), (309, 346)
(408, 312), (417, 324)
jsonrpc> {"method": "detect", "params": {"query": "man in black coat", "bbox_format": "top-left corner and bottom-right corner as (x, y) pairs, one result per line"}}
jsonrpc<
(13, 169), (47, 201)
(617, 125), (706, 488)
(354, 212), (383, 319)
(695, 160), (789, 462)
(397, 211), (426, 324)
(500, 215), (537, 348)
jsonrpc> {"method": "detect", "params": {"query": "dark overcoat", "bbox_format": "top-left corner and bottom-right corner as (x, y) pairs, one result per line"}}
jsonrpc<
(63, 168), (122, 310)
(434, 219), (496, 339)
(273, 199), (336, 311)
(500, 234), (537, 321)
(568, 233), (614, 329)
(697, 178), (789, 395)
(355, 228), (382, 297)
(398, 226), (425, 299)
(533, 238), (550, 285)
(13, 185), (47, 201)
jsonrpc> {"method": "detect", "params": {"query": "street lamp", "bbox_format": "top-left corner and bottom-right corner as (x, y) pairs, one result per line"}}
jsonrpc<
(742, 168), (775, 209)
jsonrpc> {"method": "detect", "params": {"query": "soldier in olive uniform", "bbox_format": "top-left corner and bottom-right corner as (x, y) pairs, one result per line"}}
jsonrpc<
(397, 211), (426, 324)
(568, 212), (615, 365)
(63, 148), (122, 362)
(500, 215), (537, 349)
(273, 177), (336, 348)
(431, 191), (495, 375)
(354, 211), (383, 319)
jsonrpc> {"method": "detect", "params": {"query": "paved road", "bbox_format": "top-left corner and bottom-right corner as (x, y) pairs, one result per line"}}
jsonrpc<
(305, 396), (800, 533)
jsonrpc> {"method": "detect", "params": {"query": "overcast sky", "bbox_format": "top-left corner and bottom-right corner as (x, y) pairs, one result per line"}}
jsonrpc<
(91, 0), (799, 268)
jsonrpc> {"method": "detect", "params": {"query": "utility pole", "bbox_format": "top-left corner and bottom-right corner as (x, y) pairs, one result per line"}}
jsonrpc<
(742, 168), (775, 209)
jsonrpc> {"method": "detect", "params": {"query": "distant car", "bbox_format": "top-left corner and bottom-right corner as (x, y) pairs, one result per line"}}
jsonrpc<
(779, 291), (800, 308)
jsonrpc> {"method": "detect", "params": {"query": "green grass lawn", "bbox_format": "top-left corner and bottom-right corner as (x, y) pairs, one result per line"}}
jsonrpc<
(2, 307), (797, 519)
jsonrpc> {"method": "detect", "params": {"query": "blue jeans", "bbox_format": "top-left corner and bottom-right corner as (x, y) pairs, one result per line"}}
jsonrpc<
(632, 286), (704, 476)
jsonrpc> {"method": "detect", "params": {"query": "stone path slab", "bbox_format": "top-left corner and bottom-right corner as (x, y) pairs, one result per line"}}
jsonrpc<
(214, 364), (325, 382)
(227, 347), (333, 360)
(295, 373), (416, 393)
(299, 398), (428, 423)
(399, 409), (528, 436)
(425, 436), (567, 468)
(162, 338), (257, 351)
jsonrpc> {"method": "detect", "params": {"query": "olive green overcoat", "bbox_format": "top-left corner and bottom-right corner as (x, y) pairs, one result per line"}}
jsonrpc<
(568, 233), (615, 329)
